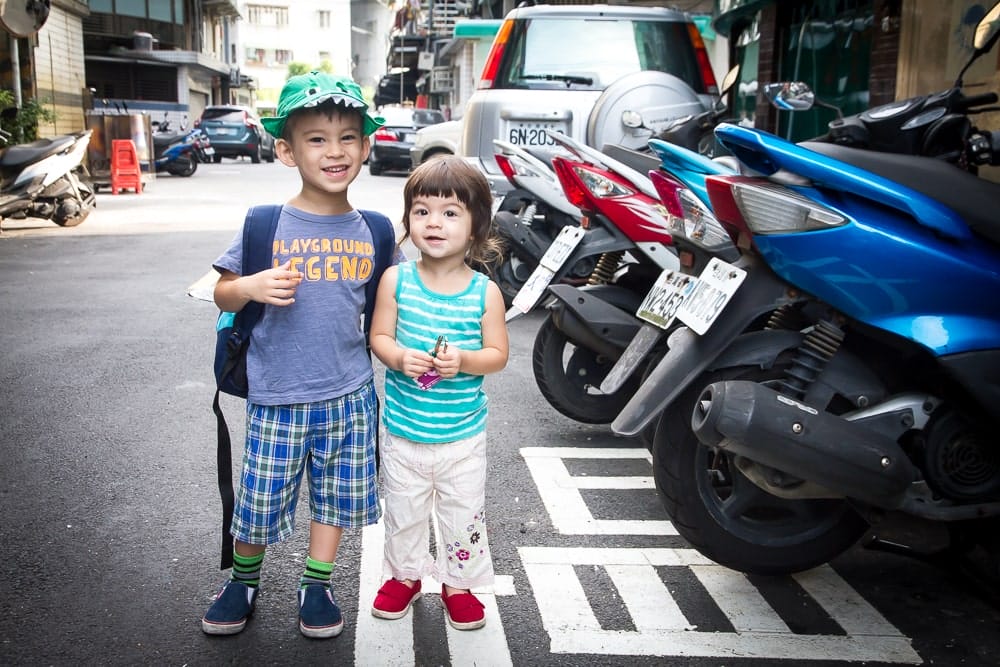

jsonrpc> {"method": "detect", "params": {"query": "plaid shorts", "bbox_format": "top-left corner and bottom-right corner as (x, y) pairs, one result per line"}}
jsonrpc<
(231, 381), (382, 546)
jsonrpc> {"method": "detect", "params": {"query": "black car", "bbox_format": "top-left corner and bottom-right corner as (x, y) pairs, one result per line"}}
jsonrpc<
(195, 105), (275, 164)
(369, 106), (446, 176)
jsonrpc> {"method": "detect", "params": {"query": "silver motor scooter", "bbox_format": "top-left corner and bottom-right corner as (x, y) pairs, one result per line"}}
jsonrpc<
(0, 127), (96, 227)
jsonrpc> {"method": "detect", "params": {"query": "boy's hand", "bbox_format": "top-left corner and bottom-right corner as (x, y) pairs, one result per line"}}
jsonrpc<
(252, 260), (302, 306)
(399, 348), (435, 379)
(433, 345), (461, 378)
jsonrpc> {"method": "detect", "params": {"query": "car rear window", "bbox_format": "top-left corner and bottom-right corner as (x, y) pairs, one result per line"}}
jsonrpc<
(202, 108), (247, 122)
(496, 17), (706, 93)
(413, 109), (445, 125)
(377, 107), (445, 127)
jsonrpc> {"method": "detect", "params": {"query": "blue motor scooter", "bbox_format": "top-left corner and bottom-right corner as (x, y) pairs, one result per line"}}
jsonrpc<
(613, 1), (1000, 577)
(152, 117), (212, 177)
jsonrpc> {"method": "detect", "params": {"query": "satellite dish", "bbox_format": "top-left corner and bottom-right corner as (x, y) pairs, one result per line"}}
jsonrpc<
(0, 0), (51, 39)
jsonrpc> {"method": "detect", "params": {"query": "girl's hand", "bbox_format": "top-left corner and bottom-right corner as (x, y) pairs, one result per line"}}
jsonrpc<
(250, 260), (302, 307)
(433, 345), (461, 378)
(400, 348), (435, 379)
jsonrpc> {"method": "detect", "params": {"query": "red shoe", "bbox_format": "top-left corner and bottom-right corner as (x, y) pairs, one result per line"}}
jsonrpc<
(440, 585), (485, 630)
(372, 579), (422, 619)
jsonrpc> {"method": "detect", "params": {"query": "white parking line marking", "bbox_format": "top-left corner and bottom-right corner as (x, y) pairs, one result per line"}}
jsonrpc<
(521, 447), (676, 535)
(794, 566), (902, 637)
(356, 509), (514, 666)
(689, 564), (791, 633)
(520, 546), (921, 663)
(605, 563), (692, 631)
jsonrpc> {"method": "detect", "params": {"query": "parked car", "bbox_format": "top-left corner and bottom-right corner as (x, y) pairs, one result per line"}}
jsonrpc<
(370, 106), (446, 175)
(194, 105), (275, 164)
(410, 119), (462, 169)
(461, 3), (719, 194)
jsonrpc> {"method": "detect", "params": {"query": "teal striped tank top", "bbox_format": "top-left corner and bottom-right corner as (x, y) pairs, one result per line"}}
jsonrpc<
(383, 261), (490, 443)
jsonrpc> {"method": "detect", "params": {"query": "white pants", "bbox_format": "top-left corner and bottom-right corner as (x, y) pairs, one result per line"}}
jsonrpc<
(380, 431), (494, 589)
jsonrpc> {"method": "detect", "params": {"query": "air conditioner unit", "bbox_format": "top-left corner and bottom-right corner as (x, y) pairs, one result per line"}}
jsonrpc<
(430, 67), (453, 93)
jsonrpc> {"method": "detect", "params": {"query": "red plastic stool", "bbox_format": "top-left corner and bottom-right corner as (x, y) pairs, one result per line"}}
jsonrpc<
(111, 139), (142, 194)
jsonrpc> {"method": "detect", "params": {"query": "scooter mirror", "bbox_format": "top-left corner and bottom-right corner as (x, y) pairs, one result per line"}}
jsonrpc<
(974, 2), (1000, 50)
(720, 65), (740, 96)
(764, 81), (816, 111)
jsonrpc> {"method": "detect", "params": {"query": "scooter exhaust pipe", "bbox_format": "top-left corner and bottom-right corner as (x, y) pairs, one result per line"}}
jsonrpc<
(691, 380), (915, 509)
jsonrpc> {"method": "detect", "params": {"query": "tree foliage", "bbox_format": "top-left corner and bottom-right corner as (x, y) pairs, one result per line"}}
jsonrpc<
(286, 60), (335, 80)
(0, 90), (57, 144)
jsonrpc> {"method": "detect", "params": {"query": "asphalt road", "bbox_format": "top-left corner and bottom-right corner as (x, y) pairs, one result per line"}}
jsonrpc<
(2, 160), (999, 666)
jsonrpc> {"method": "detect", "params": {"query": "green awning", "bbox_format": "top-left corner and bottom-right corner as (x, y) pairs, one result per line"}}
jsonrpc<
(453, 20), (502, 39)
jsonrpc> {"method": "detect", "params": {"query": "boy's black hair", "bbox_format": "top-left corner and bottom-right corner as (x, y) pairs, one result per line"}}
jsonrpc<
(281, 100), (370, 142)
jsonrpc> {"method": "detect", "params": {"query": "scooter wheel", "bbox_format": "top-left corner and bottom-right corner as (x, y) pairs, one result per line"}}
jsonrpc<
(168, 156), (197, 177)
(53, 204), (91, 227)
(653, 358), (868, 575)
(531, 315), (638, 424)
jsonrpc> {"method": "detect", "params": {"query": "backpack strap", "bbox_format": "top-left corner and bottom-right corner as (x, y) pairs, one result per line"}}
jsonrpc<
(359, 209), (396, 341)
(213, 204), (282, 570)
(359, 209), (396, 473)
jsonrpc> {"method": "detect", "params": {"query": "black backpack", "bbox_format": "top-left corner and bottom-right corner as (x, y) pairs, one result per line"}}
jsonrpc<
(211, 204), (395, 569)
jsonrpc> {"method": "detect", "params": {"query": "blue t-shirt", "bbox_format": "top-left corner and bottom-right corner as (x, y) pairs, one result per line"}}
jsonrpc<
(214, 205), (380, 405)
(383, 261), (489, 443)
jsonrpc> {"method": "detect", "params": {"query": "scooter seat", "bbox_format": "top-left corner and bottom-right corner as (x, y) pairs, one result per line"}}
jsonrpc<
(803, 141), (1000, 246)
(0, 134), (78, 170)
(601, 144), (664, 176)
(523, 146), (565, 168)
(153, 132), (184, 146)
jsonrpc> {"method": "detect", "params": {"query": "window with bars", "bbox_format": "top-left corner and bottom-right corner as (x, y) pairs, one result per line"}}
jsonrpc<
(246, 4), (289, 27)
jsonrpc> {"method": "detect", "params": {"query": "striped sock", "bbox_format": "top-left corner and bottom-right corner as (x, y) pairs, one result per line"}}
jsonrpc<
(300, 556), (334, 589)
(231, 550), (264, 588)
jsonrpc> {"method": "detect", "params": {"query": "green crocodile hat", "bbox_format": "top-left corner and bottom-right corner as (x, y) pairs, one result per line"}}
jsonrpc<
(261, 71), (384, 139)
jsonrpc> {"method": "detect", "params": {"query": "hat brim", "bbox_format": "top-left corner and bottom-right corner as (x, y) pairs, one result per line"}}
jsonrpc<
(261, 93), (384, 139)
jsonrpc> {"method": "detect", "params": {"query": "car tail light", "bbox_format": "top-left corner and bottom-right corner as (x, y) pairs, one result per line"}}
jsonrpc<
(374, 128), (399, 142)
(479, 19), (513, 89)
(242, 111), (255, 129)
(687, 23), (718, 95)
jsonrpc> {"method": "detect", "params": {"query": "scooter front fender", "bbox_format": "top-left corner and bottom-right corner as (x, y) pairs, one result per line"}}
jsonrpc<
(611, 254), (794, 436)
(494, 210), (551, 261)
(547, 283), (644, 359)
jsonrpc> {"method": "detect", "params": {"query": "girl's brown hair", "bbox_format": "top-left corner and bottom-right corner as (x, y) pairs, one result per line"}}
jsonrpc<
(401, 155), (504, 267)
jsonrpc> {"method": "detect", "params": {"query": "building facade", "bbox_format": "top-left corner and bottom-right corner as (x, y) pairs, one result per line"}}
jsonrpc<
(236, 0), (354, 115)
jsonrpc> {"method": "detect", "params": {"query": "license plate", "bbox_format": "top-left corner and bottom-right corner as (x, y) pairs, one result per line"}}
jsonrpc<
(507, 121), (565, 146)
(637, 257), (746, 335)
(211, 128), (233, 135)
(491, 194), (505, 217)
(509, 225), (585, 315)
(203, 147), (215, 156)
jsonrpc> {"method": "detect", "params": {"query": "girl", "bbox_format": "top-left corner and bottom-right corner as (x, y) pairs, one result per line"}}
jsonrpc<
(368, 155), (509, 630)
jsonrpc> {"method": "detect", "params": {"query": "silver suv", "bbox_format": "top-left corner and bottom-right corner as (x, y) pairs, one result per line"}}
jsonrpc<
(460, 3), (718, 193)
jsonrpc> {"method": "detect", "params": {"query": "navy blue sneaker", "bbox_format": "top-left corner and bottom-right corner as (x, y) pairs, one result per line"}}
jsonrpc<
(202, 581), (258, 635)
(298, 584), (344, 638)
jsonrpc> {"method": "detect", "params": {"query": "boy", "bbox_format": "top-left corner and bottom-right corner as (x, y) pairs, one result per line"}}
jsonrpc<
(202, 72), (392, 639)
